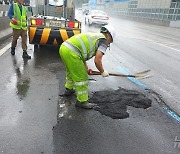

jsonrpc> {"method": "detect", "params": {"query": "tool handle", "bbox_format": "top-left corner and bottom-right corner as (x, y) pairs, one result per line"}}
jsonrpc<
(109, 73), (135, 77)
(91, 71), (136, 77)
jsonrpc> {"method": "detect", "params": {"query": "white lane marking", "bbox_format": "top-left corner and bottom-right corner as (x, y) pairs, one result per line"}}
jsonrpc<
(5, 11), (8, 16)
(0, 42), (11, 57)
(158, 43), (180, 53)
(0, 11), (3, 17)
(123, 33), (180, 53)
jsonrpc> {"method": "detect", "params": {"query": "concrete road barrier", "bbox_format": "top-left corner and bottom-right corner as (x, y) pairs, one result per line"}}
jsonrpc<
(0, 4), (12, 42)
(170, 21), (180, 28)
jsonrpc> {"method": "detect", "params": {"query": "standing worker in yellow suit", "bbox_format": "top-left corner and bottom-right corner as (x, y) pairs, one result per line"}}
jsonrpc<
(8, 0), (31, 59)
(59, 25), (115, 109)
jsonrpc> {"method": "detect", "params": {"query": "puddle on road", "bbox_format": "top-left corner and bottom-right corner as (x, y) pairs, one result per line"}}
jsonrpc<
(90, 87), (152, 119)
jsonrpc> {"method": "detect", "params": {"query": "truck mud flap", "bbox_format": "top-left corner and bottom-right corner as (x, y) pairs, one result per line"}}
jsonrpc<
(29, 27), (80, 46)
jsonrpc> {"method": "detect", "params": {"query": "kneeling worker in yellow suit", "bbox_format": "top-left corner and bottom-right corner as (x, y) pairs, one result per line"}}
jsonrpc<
(59, 25), (115, 109)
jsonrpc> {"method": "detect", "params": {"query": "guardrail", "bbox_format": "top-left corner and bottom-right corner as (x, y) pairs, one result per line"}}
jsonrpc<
(93, 1), (180, 28)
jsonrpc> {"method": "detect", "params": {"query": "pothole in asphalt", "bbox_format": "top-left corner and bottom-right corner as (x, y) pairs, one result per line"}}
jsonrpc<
(90, 87), (152, 119)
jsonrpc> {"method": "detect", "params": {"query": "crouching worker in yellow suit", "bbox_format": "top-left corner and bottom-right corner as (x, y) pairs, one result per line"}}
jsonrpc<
(59, 25), (115, 109)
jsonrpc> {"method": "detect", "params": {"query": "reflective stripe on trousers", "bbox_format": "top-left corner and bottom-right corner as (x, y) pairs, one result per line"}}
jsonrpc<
(59, 44), (89, 102)
(65, 72), (74, 90)
(75, 81), (88, 102)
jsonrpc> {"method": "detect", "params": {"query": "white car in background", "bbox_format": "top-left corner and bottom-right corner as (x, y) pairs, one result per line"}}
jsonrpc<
(85, 10), (109, 26)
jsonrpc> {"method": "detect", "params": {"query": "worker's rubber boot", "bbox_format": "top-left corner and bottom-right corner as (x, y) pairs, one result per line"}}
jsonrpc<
(75, 101), (95, 109)
(22, 51), (31, 59)
(11, 47), (15, 55)
(64, 88), (75, 96)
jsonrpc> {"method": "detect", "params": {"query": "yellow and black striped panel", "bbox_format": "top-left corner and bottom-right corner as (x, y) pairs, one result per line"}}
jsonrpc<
(29, 27), (81, 46)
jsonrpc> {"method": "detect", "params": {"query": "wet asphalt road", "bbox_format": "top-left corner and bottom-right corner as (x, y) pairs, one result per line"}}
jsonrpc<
(0, 42), (60, 153)
(0, 14), (180, 154)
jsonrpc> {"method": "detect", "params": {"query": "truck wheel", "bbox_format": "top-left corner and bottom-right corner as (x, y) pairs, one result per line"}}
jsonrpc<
(34, 45), (39, 52)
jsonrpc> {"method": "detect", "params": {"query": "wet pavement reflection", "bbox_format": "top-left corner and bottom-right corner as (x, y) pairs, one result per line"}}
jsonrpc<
(0, 43), (61, 153)
(33, 45), (60, 68)
(1, 14), (180, 153)
(12, 57), (30, 100)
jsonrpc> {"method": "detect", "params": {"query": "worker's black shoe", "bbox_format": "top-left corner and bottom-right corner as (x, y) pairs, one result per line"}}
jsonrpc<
(64, 88), (75, 96)
(22, 51), (31, 59)
(11, 47), (15, 55)
(75, 101), (95, 109)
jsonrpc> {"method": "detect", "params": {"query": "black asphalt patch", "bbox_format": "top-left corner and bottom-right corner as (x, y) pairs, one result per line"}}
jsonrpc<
(90, 87), (152, 119)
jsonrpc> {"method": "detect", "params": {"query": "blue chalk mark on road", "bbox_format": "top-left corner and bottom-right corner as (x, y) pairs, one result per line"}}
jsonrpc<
(118, 66), (180, 123)
(118, 67), (148, 89)
(163, 107), (180, 122)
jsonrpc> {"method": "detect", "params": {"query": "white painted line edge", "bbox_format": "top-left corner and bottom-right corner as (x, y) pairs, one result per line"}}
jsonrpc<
(0, 11), (3, 17)
(158, 43), (180, 53)
(0, 42), (11, 57)
(5, 11), (8, 16)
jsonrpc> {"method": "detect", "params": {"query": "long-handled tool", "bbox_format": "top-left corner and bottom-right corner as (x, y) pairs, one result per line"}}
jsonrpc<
(90, 69), (151, 79)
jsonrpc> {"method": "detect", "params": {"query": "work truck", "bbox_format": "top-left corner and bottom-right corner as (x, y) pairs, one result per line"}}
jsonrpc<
(28, 0), (81, 46)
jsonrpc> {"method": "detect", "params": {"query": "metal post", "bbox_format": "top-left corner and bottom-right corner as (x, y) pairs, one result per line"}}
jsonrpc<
(47, 0), (49, 16)
(36, 0), (39, 15)
(64, 0), (67, 19)
(44, 0), (45, 15)
(44, 0), (46, 16)
(173, 2), (178, 21)
(63, 0), (67, 19)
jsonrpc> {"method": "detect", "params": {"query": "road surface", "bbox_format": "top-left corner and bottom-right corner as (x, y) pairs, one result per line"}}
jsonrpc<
(0, 14), (180, 154)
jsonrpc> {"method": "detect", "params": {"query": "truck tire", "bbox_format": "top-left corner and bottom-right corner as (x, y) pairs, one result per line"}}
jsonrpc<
(34, 45), (39, 52)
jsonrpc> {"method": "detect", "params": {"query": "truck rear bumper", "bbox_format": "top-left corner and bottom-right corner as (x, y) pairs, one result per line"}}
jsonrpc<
(28, 27), (81, 46)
